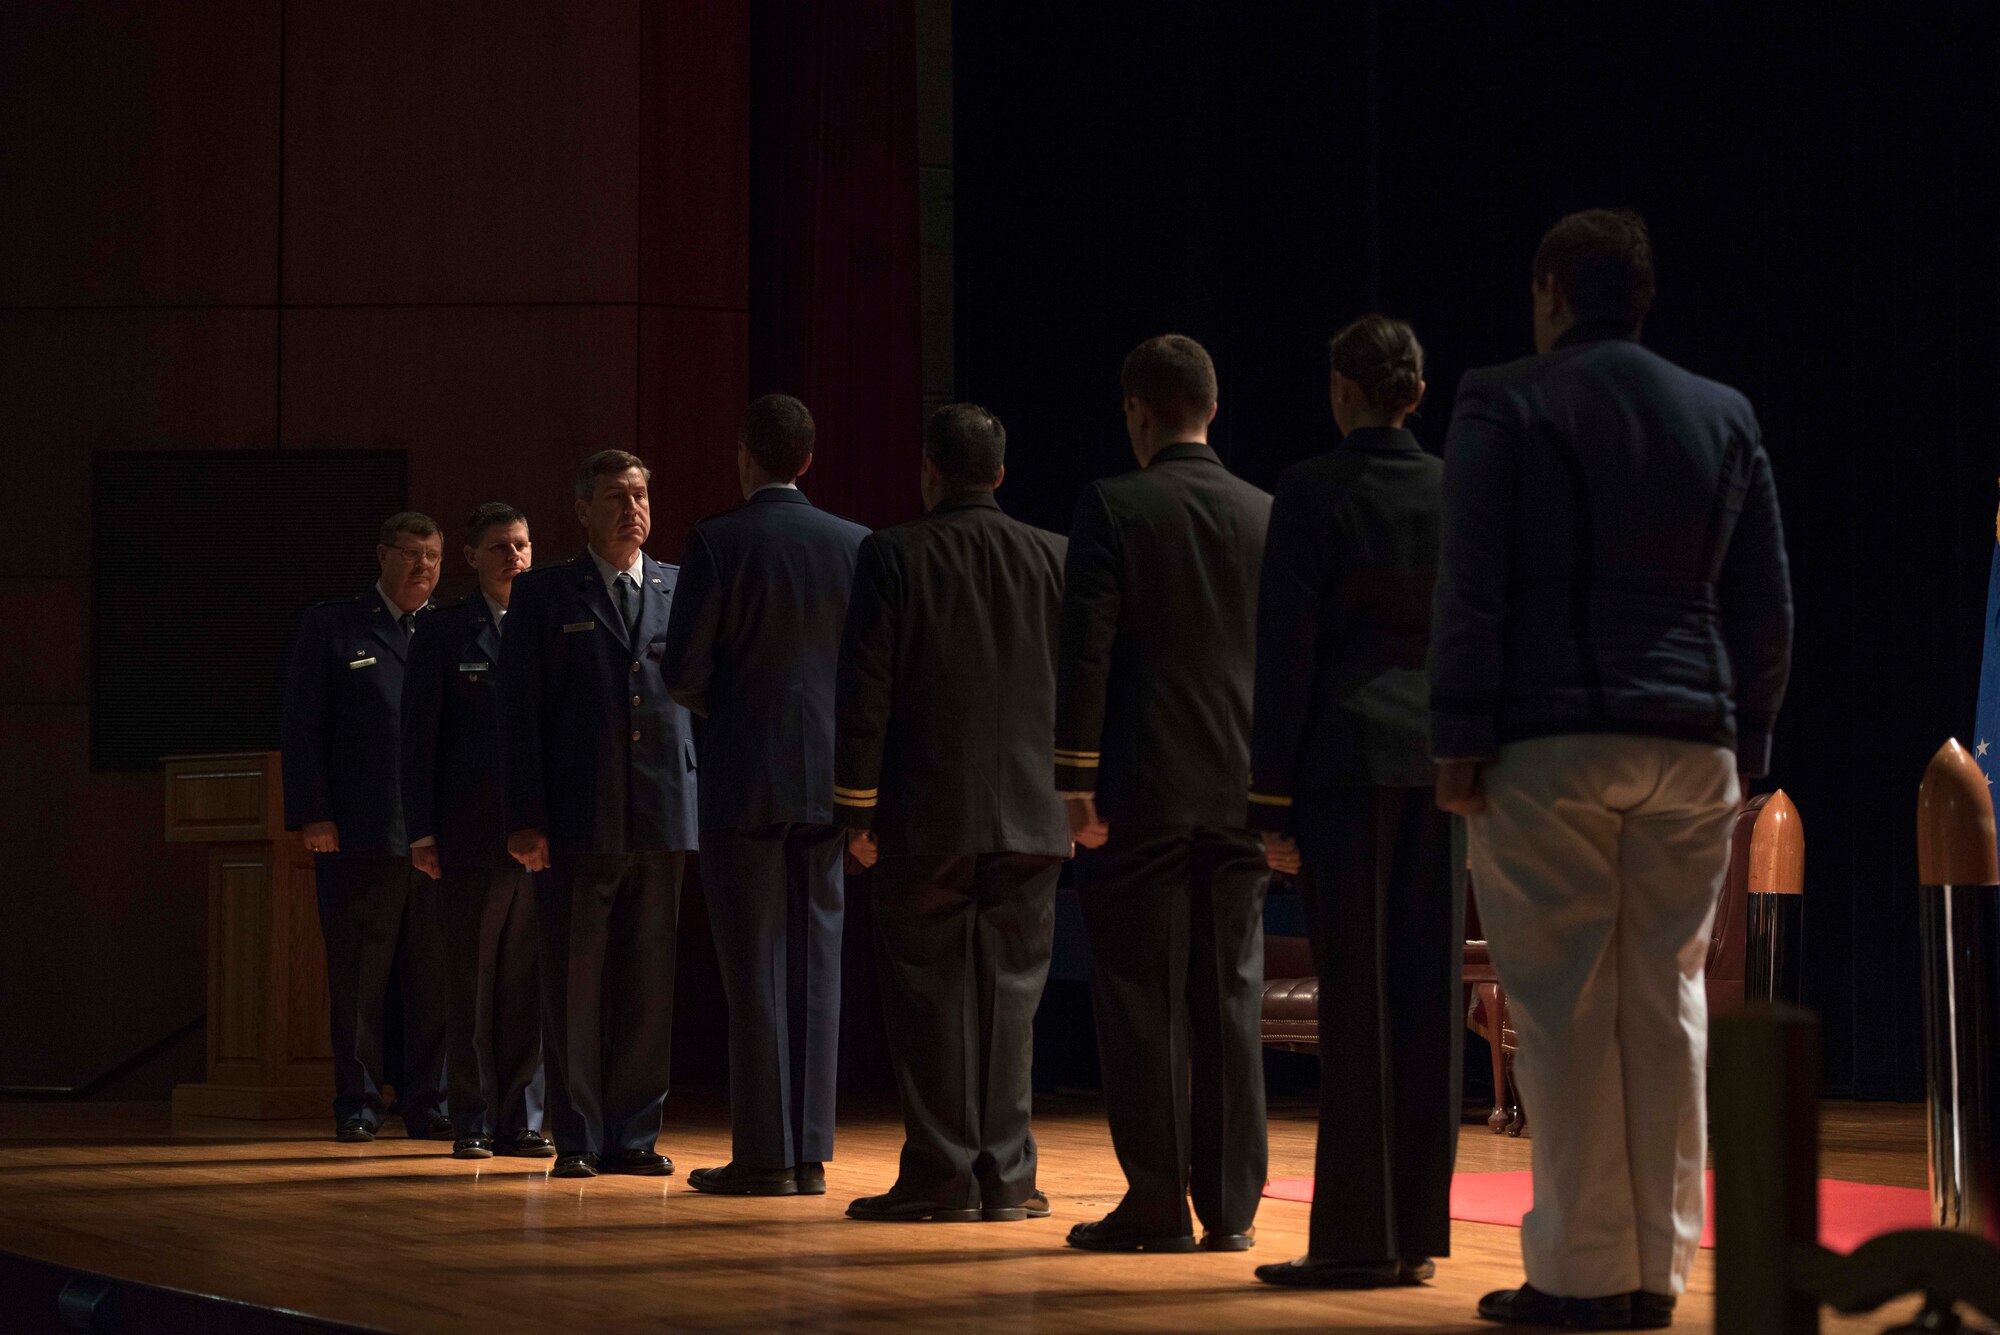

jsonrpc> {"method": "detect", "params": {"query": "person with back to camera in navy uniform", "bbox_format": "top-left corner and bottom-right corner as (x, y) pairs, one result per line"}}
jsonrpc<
(282, 511), (452, 1143)
(1246, 315), (1461, 1291)
(1056, 335), (1275, 1254)
(835, 403), (1071, 1225)
(658, 394), (868, 1198)
(1432, 211), (1791, 1330)
(401, 502), (554, 1162)
(500, 451), (700, 1179)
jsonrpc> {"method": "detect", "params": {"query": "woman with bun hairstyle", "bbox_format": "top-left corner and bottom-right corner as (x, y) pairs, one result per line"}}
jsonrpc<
(1247, 315), (1461, 1289)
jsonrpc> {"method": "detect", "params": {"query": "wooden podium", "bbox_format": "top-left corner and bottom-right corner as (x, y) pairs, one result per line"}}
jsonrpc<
(164, 752), (333, 1119)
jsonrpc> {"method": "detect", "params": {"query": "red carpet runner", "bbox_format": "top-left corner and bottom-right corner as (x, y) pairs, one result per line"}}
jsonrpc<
(1263, 1171), (1932, 1253)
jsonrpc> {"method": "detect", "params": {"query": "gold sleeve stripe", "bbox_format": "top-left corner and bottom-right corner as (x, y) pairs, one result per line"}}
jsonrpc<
(1247, 792), (1294, 807)
(832, 785), (879, 799)
(1055, 756), (1100, 769)
(1053, 748), (1101, 760)
(832, 794), (879, 809)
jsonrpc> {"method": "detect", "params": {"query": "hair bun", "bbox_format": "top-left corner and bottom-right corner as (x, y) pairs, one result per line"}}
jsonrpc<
(1329, 314), (1424, 412)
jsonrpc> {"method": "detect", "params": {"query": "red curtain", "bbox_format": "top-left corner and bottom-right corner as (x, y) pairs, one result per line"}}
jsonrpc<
(750, 0), (922, 534)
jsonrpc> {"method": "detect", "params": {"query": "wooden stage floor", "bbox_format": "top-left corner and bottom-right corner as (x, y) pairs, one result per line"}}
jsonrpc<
(0, 1094), (1933, 1334)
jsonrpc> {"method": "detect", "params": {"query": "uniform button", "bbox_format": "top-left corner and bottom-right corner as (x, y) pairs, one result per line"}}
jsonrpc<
(630, 662), (640, 673)
(631, 695), (642, 706)
(631, 729), (641, 742)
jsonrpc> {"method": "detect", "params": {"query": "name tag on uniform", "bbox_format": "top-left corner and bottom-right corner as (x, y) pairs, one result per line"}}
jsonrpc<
(563, 621), (595, 634)
(348, 656), (377, 669)
(458, 662), (491, 673)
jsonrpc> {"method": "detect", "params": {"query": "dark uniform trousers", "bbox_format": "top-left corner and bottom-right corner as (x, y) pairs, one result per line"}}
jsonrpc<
(315, 856), (449, 1131)
(536, 851), (684, 1157)
(701, 824), (844, 1167)
(1079, 825), (1269, 1237)
(872, 852), (1061, 1209)
(440, 865), (543, 1139)
(1293, 787), (1462, 1263)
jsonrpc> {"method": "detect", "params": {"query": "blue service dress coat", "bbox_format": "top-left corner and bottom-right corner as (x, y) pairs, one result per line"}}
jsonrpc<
(500, 553), (700, 853)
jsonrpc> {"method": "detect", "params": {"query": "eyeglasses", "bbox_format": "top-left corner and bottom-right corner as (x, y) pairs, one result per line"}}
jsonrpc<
(386, 544), (442, 567)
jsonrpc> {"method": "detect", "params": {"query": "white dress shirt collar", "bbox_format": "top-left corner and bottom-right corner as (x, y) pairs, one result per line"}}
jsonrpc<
(588, 546), (646, 589)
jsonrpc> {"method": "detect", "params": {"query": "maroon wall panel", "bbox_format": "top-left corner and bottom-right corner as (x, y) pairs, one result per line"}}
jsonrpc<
(641, 0), (751, 310)
(639, 305), (752, 559)
(0, 709), (206, 1083)
(0, 581), (87, 706)
(282, 0), (643, 305)
(281, 305), (640, 562)
(0, 0), (281, 305)
(0, 309), (281, 572)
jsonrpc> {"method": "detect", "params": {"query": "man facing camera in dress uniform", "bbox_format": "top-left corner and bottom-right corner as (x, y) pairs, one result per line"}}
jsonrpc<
(1056, 335), (1274, 1254)
(401, 502), (553, 1162)
(659, 395), (867, 1198)
(500, 452), (700, 1179)
(835, 404), (1070, 1225)
(281, 511), (452, 1143)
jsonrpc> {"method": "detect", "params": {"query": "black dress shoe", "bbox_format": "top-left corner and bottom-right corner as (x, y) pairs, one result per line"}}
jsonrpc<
(1255, 1256), (1434, 1289)
(1630, 1292), (1675, 1329)
(983, 1191), (1051, 1222)
(847, 1192), (983, 1223)
(406, 1114), (454, 1140)
(1200, 1226), (1256, 1252)
(334, 1119), (376, 1144)
(495, 1129), (556, 1158)
(550, 1153), (599, 1178)
(795, 1161), (826, 1195)
(687, 1162), (798, 1196)
(1479, 1284), (1634, 1330)
(452, 1136), (494, 1159)
(602, 1149), (673, 1176)
(1065, 1217), (1197, 1253)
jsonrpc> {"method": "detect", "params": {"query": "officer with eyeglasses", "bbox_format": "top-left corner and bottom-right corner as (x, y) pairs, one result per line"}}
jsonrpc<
(281, 512), (453, 1144)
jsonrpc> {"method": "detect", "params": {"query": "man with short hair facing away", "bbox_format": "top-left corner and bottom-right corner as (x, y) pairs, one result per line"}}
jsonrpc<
(659, 394), (868, 1197)
(500, 452), (700, 1179)
(401, 503), (553, 1161)
(1432, 210), (1792, 1331)
(282, 512), (452, 1143)
(1057, 335), (1275, 1254)
(836, 404), (1070, 1224)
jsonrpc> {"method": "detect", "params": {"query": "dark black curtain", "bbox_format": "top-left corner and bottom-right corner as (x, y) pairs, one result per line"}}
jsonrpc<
(958, 1), (2000, 1099)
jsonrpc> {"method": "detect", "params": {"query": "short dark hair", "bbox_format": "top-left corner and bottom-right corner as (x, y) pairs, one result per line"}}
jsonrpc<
(1533, 209), (1656, 330)
(464, 501), (526, 548)
(377, 511), (440, 547)
(573, 449), (651, 501)
(1121, 334), (1218, 422)
(1328, 314), (1424, 411)
(740, 394), (816, 480)
(924, 403), (1007, 487)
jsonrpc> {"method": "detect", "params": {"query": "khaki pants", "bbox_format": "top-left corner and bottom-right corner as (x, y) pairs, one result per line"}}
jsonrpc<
(1468, 734), (1738, 1299)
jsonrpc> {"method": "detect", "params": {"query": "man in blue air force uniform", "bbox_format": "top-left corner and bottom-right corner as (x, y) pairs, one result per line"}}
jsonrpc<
(500, 451), (700, 1178)
(659, 395), (868, 1197)
(281, 511), (452, 1143)
(401, 502), (552, 1161)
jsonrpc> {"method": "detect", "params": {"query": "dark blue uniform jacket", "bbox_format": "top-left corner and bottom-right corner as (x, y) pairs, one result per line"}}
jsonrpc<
(658, 487), (868, 831)
(401, 597), (512, 870)
(500, 553), (700, 854)
(281, 588), (426, 857)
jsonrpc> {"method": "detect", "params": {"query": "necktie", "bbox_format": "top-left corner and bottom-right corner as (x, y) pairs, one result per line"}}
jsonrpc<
(616, 572), (641, 642)
(399, 612), (416, 642)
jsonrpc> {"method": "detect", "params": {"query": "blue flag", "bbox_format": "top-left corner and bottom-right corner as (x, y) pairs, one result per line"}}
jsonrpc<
(1976, 527), (2000, 785)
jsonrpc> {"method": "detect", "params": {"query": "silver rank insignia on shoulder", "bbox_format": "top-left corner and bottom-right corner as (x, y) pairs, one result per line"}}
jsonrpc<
(563, 621), (595, 633)
(348, 656), (377, 669)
